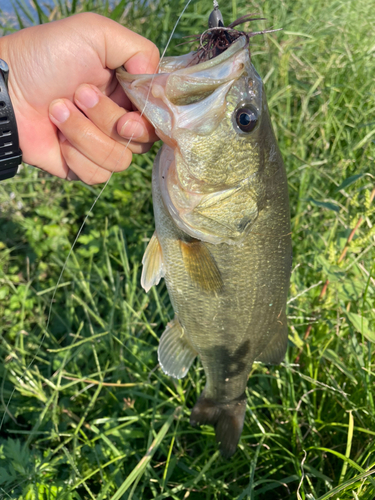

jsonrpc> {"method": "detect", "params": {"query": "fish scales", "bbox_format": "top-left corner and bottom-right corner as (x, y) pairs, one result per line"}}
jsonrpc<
(117, 30), (291, 457)
(153, 148), (291, 400)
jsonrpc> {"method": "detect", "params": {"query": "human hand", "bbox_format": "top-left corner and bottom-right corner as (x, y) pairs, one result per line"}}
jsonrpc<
(0, 13), (159, 184)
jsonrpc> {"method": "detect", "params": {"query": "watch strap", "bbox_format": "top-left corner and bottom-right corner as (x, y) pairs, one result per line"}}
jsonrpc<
(0, 60), (22, 181)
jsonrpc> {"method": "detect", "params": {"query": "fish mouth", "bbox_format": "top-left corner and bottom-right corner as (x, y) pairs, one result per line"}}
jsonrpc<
(158, 34), (247, 80)
(116, 36), (247, 130)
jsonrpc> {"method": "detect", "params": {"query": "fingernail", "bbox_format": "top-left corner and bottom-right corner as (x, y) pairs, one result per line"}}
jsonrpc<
(126, 52), (157, 75)
(50, 100), (70, 123)
(75, 85), (99, 109)
(58, 131), (67, 143)
(120, 119), (144, 139)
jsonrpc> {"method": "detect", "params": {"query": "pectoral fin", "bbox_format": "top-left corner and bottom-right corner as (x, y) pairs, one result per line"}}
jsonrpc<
(255, 312), (288, 365)
(158, 317), (197, 379)
(193, 184), (259, 238)
(180, 239), (223, 292)
(141, 232), (165, 293)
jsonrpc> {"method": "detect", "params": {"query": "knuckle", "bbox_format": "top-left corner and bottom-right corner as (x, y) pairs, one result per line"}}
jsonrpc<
(75, 12), (102, 24)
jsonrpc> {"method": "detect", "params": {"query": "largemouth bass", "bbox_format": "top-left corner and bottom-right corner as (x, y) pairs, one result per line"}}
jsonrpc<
(117, 20), (291, 458)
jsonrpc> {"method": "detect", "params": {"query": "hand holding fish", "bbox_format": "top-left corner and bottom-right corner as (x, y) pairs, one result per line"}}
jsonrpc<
(0, 13), (159, 184)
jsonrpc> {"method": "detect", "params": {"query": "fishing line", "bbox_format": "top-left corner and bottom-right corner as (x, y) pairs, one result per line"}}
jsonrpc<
(0, 0), (195, 433)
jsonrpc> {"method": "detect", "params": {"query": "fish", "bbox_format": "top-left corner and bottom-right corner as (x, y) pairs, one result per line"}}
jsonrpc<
(116, 18), (292, 458)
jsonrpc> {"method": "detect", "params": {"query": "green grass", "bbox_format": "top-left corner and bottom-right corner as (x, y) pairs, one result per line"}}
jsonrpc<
(0, 0), (375, 498)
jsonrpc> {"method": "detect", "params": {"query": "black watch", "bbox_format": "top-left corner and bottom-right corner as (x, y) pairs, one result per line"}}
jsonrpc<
(0, 59), (22, 181)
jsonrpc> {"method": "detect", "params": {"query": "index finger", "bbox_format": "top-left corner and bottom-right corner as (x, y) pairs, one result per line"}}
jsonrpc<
(84, 13), (160, 74)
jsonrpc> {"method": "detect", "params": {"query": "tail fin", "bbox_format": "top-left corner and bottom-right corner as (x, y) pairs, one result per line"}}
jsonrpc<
(190, 393), (246, 458)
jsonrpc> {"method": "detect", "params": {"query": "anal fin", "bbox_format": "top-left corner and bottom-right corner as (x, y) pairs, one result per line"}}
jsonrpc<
(141, 232), (165, 292)
(158, 317), (197, 379)
(180, 239), (223, 292)
(255, 312), (288, 365)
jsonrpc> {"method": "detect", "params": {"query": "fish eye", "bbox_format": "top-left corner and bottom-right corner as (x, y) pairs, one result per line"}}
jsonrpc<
(235, 105), (258, 133)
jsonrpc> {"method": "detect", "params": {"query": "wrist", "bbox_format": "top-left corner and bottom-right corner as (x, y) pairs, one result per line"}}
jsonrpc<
(0, 34), (8, 60)
(0, 37), (23, 180)
(0, 34), (19, 107)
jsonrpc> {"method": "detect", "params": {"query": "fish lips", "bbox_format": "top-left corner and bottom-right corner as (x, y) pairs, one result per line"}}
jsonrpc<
(116, 36), (253, 143)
